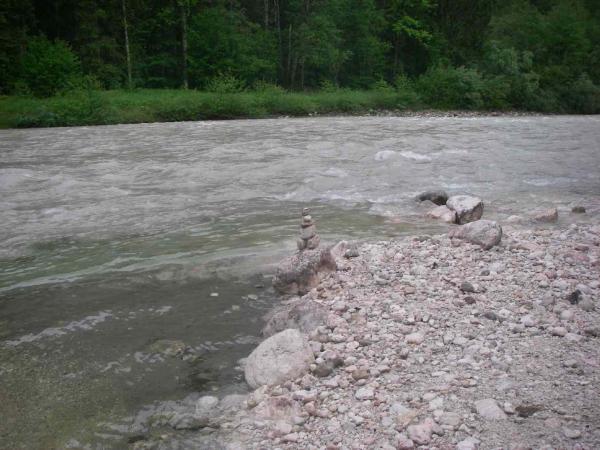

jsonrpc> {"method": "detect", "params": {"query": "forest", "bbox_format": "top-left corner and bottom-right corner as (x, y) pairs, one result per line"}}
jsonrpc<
(1, 0), (599, 127)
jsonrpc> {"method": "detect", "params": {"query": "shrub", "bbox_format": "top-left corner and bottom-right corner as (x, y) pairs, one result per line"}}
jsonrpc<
(21, 36), (82, 97)
(563, 74), (600, 114)
(205, 74), (246, 93)
(416, 66), (485, 110)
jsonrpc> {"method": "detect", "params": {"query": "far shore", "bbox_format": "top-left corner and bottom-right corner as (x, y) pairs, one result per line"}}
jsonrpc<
(0, 89), (572, 130)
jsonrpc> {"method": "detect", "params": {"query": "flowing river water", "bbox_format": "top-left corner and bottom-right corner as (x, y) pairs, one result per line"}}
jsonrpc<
(1, 115), (599, 448)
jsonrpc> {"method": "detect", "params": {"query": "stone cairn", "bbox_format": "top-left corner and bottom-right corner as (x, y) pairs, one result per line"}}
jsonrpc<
(297, 208), (321, 251)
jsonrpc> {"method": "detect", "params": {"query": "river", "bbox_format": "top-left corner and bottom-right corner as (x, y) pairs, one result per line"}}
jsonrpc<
(1, 115), (599, 448)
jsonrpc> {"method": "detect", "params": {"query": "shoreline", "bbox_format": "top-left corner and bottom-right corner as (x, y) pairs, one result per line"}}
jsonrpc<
(0, 88), (581, 130)
(131, 218), (600, 449)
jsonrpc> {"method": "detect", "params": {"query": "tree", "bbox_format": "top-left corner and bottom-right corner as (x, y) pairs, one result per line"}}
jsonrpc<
(21, 36), (82, 97)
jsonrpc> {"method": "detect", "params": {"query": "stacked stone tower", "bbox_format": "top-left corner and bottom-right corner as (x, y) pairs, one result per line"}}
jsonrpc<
(297, 208), (320, 251)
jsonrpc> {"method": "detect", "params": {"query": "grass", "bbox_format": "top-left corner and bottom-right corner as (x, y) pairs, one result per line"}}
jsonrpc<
(0, 88), (422, 128)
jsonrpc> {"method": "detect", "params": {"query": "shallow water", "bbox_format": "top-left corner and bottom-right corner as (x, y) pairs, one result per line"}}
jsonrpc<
(1, 116), (599, 448)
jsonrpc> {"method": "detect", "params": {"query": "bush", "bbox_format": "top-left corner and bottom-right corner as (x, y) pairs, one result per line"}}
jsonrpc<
(416, 66), (485, 110)
(21, 37), (82, 97)
(205, 74), (246, 93)
(563, 74), (600, 114)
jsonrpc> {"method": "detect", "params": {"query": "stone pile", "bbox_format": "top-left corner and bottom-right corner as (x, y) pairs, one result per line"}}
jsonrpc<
(297, 208), (321, 251)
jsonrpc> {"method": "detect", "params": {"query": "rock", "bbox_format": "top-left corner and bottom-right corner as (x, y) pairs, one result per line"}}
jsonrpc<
(571, 206), (586, 213)
(563, 427), (582, 439)
(579, 297), (595, 312)
(448, 220), (502, 250)
(244, 329), (315, 389)
(474, 398), (507, 420)
(169, 413), (208, 430)
(533, 207), (558, 223)
(416, 190), (449, 206)
(446, 195), (484, 224)
(426, 205), (457, 224)
(273, 248), (337, 295)
(515, 404), (542, 417)
(148, 339), (186, 357)
(253, 395), (301, 421)
(355, 387), (375, 401)
(460, 281), (476, 293)
(196, 396), (219, 415)
(262, 298), (328, 337)
(406, 332), (424, 344)
(396, 434), (415, 449)
(407, 418), (434, 445)
(550, 326), (567, 337)
(567, 290), (582, 305)
(456, 437), (480, 450)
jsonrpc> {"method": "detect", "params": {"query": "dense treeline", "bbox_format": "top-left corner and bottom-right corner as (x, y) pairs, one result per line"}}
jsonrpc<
(1, 0), (599, 116)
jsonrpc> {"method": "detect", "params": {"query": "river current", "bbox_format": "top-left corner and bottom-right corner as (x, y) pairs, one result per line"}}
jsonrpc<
(1, 116), (599, 448)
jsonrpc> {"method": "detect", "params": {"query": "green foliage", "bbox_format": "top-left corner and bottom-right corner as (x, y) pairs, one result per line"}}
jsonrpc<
(416, 66), (486, 110)
(205, 74), (246, 94)
(21, 37), (82, 97)
(0, 0), (599, 116)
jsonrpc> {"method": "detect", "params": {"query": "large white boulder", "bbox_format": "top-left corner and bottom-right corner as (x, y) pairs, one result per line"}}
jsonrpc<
(448, 220), (502, 250)
(446, 195), (484, 224)
(244, 329), (314, 389)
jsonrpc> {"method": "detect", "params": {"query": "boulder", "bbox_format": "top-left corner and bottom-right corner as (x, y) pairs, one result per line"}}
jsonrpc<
(571, 206), (586, 214)
(244, 329), (314, 389)
(533, 207), (558, 222)
(448, 220), (502, 250)
(446, 195), (484, 224)
(426, 205), (457, 224)
(273, 248), (337, 295)
(262, 298), (328, 337)
(416, 190), (449, 206)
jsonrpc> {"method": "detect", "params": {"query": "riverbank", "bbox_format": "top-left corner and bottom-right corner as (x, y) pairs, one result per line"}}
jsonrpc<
(125, 217), (600, 449)
(0, 89), (548, 129)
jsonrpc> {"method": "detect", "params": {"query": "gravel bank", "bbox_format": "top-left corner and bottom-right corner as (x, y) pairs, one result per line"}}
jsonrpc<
(135, 221), (600, 450)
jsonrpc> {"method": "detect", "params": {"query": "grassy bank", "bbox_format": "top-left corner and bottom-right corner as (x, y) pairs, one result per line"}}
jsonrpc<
(0, 88), (426, 129)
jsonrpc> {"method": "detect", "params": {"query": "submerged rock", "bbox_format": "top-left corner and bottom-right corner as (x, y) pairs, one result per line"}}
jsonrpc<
(446, 195), (484, 224)
(262, 297), (328, 337)
(148, 339), (186, 357)
(244, 329), (314, 389)
(448, 220), (502, 250)
(273, 248), (337, 295)
(571, 206), (586, 213)
(416, 190), (449, 206)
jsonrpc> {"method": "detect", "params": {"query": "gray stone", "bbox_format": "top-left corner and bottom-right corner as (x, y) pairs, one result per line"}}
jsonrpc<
(448, 220), (502, 250)
(534, 207), (558, 223)
(456, 437), (480, 450)
(407, 418), (434, 445)
(355, 387), (375, 400)
(426, 205), (458, 224)
(446, 195), (484, 224)
(273, 248), (337, 295)
(474, 398), (507, 420)
(244, 329), (315, 389)
(262, 298), (328, 337)
(571, 206), (586, 213)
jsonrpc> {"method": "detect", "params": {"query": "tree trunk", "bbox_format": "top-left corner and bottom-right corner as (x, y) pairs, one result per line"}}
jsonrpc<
(264, 0), (269, 29)
(287, 24), (293, 88)
(122, 0), (133, 89)
(275, 0), (282, 81)
(180, 2), (189, 89)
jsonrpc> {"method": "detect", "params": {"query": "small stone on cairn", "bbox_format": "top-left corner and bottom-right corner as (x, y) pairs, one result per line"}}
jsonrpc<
(297, 208), (320, 251)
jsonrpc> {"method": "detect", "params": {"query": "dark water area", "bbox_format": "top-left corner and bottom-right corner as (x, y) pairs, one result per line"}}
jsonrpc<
(1, 115), (599, 448)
